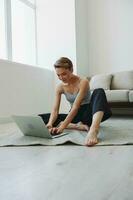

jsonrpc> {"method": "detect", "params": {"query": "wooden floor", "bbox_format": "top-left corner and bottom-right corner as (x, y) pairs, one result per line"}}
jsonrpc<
(0, 145), (133, 200)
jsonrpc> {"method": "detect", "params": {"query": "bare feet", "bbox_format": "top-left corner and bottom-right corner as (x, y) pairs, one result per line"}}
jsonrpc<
(66, 122), (89, 131)
(85, 128), (99, 146)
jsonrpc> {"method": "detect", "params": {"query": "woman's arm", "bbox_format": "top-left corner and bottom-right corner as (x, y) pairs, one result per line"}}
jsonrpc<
(47, 84), (62, 127)
(56, 78), (89, 132)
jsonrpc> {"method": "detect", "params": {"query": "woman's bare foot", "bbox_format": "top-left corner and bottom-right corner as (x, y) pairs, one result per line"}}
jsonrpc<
(67, 122), (89, 131)
(85, 128), (99, 146)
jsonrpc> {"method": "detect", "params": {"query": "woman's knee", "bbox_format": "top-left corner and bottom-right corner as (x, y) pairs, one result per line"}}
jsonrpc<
(93, 88), (105, 95)
(93, 88), (104, 92)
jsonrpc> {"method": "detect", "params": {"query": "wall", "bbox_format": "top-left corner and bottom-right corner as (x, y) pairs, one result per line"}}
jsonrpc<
(0, 59), (54, 121)
(36, 0), (76, 72)
(76, 0), (133, 76)
(75, 0), (89, 77)
(35, 0), (77, 113)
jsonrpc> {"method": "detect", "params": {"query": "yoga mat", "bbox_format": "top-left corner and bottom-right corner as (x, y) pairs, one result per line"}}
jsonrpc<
(0, 117), (133, 146)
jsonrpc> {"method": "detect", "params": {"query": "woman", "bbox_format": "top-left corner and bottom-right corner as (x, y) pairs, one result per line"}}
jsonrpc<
(39, 57), (112, 146)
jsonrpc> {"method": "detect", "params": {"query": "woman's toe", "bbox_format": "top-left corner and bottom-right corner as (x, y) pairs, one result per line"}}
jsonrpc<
(85, 137), (98, 146)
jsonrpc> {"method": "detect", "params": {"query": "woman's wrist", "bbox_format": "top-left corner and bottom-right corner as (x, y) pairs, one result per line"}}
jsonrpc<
(59, 121), (68, 129)
(46, 123), (53, 129)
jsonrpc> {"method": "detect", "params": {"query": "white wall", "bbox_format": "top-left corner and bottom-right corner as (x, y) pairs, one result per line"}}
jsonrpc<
(75, 0), (89, 77)
(36, 0), (76, 71)
(36, 0), (77, 113)
(0, 59), (54, 120)
(76, 0), (133, 76)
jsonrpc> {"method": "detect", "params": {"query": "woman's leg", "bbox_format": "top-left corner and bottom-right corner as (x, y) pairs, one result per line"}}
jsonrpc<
(66, 122), (89, 131)
(38, 113), (88, 130)
(85, 88), (112, 146)
(38, 113), (51, 124)
(85, 111), (104, 146)
(65, 105), (90, 131)
(38, 113), (67, 127)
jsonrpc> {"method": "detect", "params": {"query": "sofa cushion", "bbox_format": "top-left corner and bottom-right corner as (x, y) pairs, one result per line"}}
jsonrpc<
(105, 90), (129, 102)
(90, 74), (112, 90)
(111, 70), (133, 90)
(129, 91), (133, 102)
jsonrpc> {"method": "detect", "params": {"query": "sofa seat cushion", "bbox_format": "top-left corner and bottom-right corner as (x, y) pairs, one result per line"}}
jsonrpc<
(105, 90), (129, 102)
(129, 91), (133, 102)
(111, 70), (133, 90)
(90, 74), (112, 90)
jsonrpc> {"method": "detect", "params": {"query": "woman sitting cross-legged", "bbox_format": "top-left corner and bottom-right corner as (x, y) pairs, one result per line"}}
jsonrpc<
(39, 57), (112, 146)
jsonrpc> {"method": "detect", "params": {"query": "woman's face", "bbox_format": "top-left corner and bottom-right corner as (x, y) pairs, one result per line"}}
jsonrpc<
(55, 67), (72, 83)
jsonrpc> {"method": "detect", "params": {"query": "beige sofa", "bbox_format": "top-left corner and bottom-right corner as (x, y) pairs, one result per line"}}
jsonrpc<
(89, 70), (133, 109)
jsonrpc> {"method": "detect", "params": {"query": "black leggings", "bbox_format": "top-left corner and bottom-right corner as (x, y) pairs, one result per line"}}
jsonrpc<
(39, 88), (112, 127)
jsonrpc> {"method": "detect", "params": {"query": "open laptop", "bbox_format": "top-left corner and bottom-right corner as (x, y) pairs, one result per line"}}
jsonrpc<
(12, 115), (69, 139)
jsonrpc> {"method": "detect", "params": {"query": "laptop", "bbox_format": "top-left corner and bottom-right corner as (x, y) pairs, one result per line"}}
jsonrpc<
(12, 115), (69, 139)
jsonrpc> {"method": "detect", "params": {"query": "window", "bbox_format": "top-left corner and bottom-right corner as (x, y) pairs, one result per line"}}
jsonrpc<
(0, 0), (37, 66)
(11, 0), (36, 65)
(0, 0), (7, 59)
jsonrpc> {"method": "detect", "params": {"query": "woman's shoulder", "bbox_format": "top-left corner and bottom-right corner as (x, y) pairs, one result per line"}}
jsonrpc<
(78, 77), (89, 91)
(56, 83), (64, 94)
(79, 77), (89, 85)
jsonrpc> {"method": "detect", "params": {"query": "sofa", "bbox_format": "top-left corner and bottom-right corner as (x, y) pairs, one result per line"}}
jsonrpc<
(89, 70), (133, 111)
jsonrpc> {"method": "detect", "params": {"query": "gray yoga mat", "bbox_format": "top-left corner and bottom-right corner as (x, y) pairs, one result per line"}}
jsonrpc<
(0, 117), (133, 146)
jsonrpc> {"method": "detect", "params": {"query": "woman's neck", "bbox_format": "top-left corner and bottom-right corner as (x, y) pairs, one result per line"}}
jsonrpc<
(67, 74), (80, 85)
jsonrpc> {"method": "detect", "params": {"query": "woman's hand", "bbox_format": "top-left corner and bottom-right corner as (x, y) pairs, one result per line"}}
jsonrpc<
(51, 124), (65, 135)
(46, 123), (53, 133)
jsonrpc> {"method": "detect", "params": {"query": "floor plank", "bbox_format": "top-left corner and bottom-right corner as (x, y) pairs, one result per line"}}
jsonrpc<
(0, 145), (133, 200)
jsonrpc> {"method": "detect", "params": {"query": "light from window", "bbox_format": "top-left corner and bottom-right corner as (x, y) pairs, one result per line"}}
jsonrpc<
(11, 0), (36, 65)
(0, 0), (7, 59)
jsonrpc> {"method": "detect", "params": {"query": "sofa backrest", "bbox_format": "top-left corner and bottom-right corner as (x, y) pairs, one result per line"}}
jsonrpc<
(89, 74), (112, 90)
(111, 70), (133, 90)
(89, 70), (133, 90)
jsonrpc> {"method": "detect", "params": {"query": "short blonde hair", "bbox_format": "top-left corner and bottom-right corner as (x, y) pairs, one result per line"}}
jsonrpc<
(54, 57), (73, 70)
